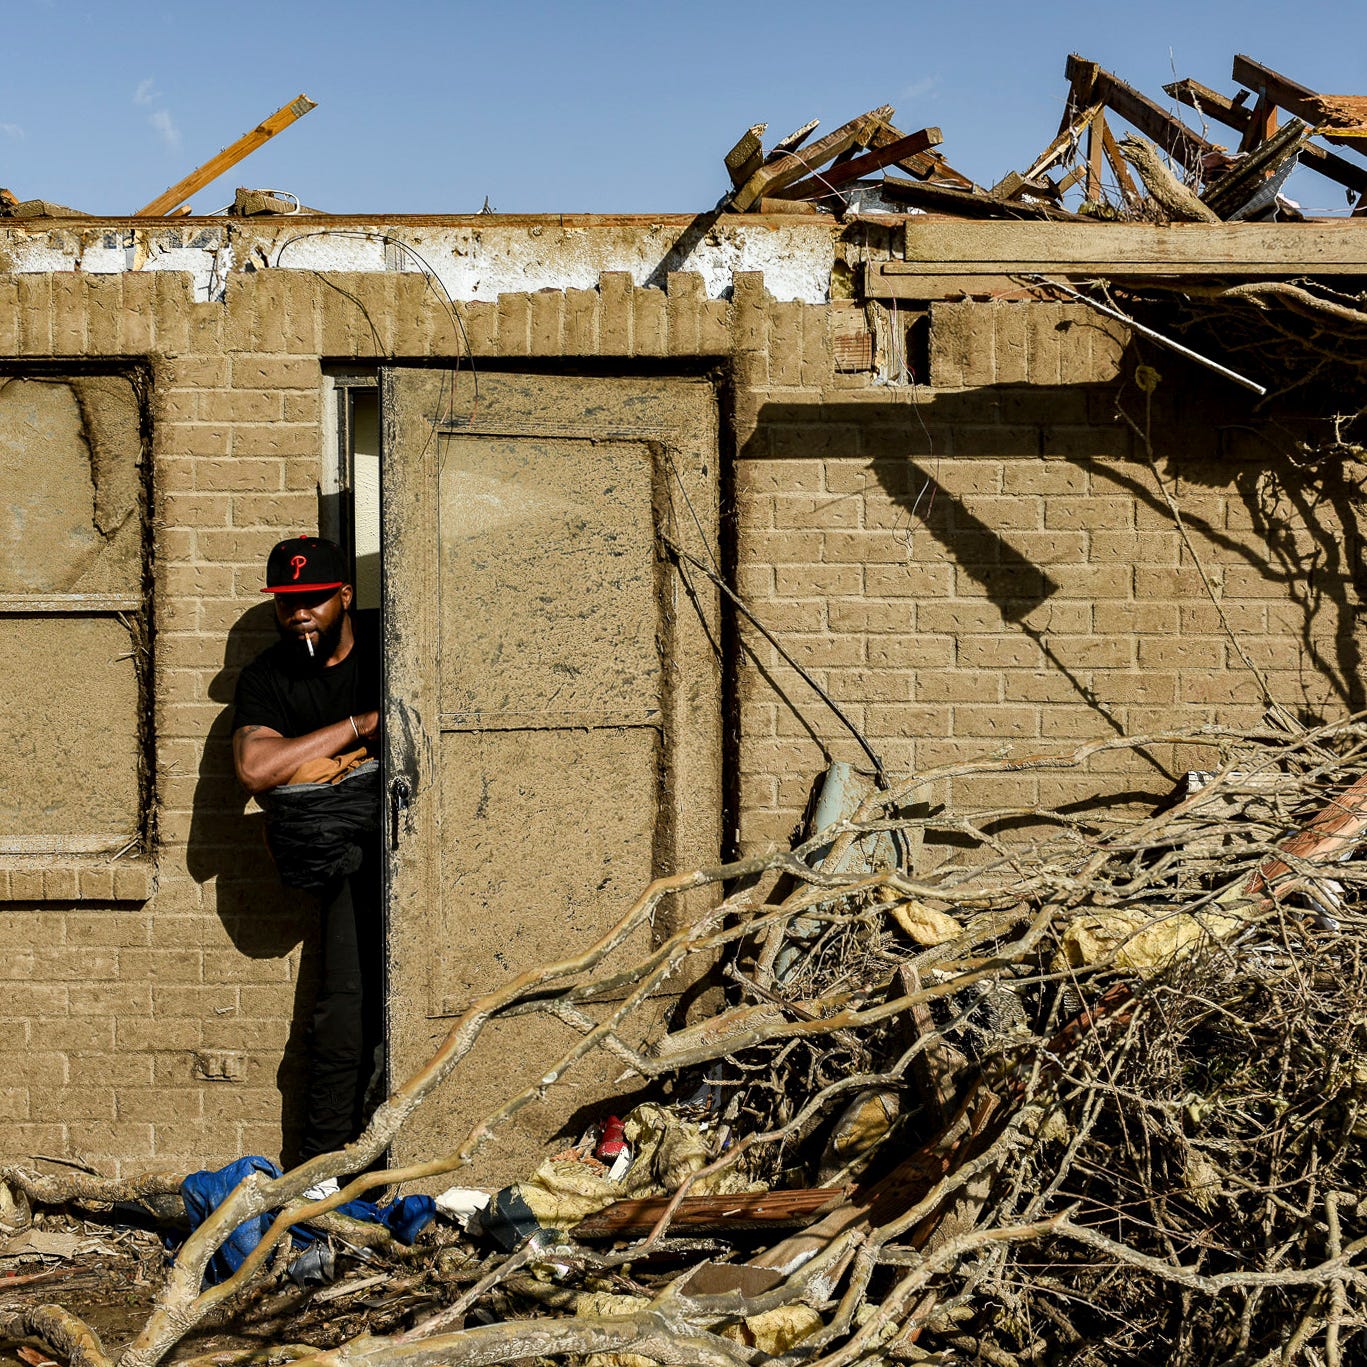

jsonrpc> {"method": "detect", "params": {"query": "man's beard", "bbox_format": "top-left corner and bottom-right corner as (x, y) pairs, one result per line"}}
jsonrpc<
(279, 612), (346, 663)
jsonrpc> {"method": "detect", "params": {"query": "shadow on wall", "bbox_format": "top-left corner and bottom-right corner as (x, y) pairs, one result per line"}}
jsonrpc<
(739, 340), (1364, 755)
(185, 599), (318, 1160)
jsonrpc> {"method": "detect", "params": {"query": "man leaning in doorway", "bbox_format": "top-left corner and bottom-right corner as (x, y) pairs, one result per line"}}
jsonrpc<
(232, 534), (383, 1187)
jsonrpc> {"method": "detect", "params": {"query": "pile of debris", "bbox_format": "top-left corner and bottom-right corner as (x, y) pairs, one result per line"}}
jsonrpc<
(7, 715), (1367, 1365)
(720, 52), (1367, 222)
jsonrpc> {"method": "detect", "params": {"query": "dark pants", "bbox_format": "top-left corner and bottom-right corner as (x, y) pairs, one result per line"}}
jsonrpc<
(300, 847), (384, 1161)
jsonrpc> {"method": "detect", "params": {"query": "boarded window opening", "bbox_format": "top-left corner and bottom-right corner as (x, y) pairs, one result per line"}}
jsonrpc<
(0, 370), (151, 872)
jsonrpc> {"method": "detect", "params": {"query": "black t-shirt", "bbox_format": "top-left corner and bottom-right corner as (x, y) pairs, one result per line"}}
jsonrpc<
(233, 610), (381, 738)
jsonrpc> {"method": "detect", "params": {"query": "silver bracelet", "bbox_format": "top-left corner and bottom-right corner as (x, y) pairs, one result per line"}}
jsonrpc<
(349, 715), (360, 740)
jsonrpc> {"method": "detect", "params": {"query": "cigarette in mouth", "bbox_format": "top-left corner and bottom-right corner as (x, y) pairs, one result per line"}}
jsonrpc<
(305, 635), (315, 658)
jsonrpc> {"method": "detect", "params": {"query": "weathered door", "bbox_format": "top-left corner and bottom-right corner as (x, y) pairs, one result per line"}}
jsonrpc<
(380, 369), (721, 1182)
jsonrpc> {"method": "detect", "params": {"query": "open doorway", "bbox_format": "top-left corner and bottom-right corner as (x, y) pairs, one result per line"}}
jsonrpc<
(323, 373), (381, 609)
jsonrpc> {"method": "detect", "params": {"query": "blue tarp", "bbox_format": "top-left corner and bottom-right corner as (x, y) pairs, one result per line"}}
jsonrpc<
(179, 1156), (436, 1286)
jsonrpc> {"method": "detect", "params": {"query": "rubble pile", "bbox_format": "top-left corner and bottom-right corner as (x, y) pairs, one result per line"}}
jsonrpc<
(7, 717), (1367, 1364)
(719, 51), (1367, 222)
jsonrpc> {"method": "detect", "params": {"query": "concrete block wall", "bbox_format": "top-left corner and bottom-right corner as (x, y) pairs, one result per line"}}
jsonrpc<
(0, 258), (1356, 1172)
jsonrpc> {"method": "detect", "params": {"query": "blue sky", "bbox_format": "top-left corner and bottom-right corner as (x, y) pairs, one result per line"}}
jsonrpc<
(1, 0), (1363, 216)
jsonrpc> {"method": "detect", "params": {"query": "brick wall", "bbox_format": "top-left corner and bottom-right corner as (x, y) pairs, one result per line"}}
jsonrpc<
(0, 256), (1356, 1173)
(730, 297), (1359, 848)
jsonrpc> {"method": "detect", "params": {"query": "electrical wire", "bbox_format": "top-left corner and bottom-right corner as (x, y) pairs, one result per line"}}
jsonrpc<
(272, 228), (478, 425)
(660, 532), (889, 787)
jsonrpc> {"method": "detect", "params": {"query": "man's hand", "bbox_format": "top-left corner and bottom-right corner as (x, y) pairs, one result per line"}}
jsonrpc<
(233, 713), (379, 796)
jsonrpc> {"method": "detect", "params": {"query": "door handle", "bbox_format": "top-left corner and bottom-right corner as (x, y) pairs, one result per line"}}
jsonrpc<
(390, 776), (412, 851)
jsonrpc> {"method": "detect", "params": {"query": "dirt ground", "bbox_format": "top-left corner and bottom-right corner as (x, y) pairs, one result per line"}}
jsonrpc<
(1, 1212), (480, 1366)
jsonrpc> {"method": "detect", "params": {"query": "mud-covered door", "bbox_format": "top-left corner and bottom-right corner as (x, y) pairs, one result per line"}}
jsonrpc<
(380, 369), (722, 1182)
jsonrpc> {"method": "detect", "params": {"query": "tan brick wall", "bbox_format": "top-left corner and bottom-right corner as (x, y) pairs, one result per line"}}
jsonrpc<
(731, 297), (1360, 849)
(0, 262), (1357, 1172)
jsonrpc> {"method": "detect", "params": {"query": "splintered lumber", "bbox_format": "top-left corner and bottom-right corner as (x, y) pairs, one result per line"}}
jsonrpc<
(682, 1085), (1005, 1297)
(1085, 112), (1105, 199)
(1200, 117), (1312, 217)
(1232, 54), (1367, 148)
(1166, 76), (1367, 195)
(774, 126), (942, 199)
(991, 170), (1063, 203)
(571, 1187), (849, 1239)
(135, 93), (318, 217)
(1247, 770), (1367, 899)
(1305, 93), (1367, 136)
(770, 118), (820, 156)
(1068, 54), (1216, 173)
(1018, 101), (1102, 184)
(731, 105), (894, 211)
(724, 123), (767, 187)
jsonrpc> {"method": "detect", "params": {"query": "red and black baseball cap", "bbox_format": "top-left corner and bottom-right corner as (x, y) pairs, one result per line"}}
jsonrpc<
(262, 535), (347, 594)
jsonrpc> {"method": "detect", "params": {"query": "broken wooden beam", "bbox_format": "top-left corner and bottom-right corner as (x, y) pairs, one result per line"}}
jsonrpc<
(570, 1186), (850, 1239)
(769, 118), (820, 157)
(1304, 93), (1367, 137)
(774, 126), (942, 200)
(1232, 54), (1367, 148)
(1097, 113), (1141, 207)
(135, 93), (318, 217)
(879, 176), (1075, 221)
(1165, 76), (1367, 195)
(866, 121), (978, 188)
(1017, 101), (1103, 185)
(991, 169), (1064, 204)
(1067, 54), (1216, 173)
(724, 123), (767, 188)
(731, 105), (894, 211)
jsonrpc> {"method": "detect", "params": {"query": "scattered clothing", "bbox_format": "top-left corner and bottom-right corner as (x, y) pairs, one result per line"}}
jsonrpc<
(179, 1155), (435, 1286)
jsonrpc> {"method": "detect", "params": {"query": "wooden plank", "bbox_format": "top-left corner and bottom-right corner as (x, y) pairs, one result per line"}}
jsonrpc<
(1086, 114), (1105, 200)
(769, 118), (820, 157)
(866, 121), (977, 188)
(724, 123), (767, 188)
(880, 176), (1075, 221)
(1099, 114), (1142, 207)
(773, 126), (942, 199)
(1165, 76), (1367, 194)
(135, 93), (318, 217)
(755, 197), (824, 215)
(1165, 77), (1248, 125)
(1018, 102), (1102, 183)
(863, 271), (1045, 299)
(991, 170), (1063, 204)
(732, 105), (895, 211)
(894, 221), (1367, 270)
(1067, 54), (1215, 173)
(1239, 91), (1278, 153)
(571, 1186), (850, 1239)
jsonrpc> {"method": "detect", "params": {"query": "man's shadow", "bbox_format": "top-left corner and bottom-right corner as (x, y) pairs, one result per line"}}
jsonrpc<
(186, 600), (321, 1163)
